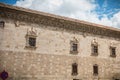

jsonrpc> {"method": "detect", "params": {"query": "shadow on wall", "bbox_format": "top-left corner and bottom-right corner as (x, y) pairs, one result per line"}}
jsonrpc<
(113, 73), (120, 80)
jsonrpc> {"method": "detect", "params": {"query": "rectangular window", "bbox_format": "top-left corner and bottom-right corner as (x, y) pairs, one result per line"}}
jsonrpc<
(93, 65), (98, 75)
(110, 47), (116, 57)
(29, 37), (36, 47)
(72, 43), (78, 51)
(72, 63), (78, 76)
(92, 44), (98, 56)
(0, 21), (4, 28)
(70, 42), (78, 54)
(93, 45), (98, 53)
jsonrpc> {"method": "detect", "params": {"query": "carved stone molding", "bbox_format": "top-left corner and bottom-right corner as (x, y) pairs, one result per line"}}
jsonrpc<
(25, 27), (37, 49)
(26, 27), (37, 37)
(91, 39), (98, 45)
(110, 41), (118, 47)
(71, 37), (78, 43)
(0, 3), (120, 39)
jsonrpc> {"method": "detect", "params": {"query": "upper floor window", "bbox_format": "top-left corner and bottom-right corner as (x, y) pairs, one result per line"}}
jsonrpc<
(0, 21), (5, 28)
(93, 64), (98, 76)
(72, 63), (78, 76)
(29, 37), (36, 47)
(25, 27), (37, 49)
(91, 44), (98, 56)
(72, 43), (78, 51)
(70, 37), (78, 54)
(91, 39), (98, 56)
(110, 47), (116, 57)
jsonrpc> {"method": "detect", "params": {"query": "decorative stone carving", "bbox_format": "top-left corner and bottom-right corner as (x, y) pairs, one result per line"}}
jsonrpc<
(25, 27), (37, 49)
(71, 37), (78, 43)
(1, 3), (120, 39)
(91, 39), (98, 46)
(26, 27), (37, 37)
(110, 41), (117, 47)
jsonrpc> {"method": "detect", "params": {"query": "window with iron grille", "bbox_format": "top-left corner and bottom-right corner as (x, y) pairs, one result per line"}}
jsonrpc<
(110, 47), (116, 57)
(72, 43), (78, 51)
(70, 42), (78, 54)
(29, 37), (36, 47)
(72, 63), (78, 76)
(93, 64), (98, 75)
(91, 44), (98, 56)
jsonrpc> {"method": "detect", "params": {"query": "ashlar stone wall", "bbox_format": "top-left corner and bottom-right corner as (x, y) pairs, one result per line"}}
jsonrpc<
(0, 18), (120, 80)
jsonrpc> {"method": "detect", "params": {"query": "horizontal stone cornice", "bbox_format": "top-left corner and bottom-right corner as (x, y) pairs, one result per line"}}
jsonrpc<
(0, 3), (120, 39)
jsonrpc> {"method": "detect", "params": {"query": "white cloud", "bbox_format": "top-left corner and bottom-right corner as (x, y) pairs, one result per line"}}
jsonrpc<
(111, 12), (120, 28)
(15, 0), (120, 28)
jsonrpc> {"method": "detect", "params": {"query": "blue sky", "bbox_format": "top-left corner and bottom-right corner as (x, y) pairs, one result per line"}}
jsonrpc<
(0, 0), (17, 4)
(0, 0), (120, 28)
(96, 0), (120, 19)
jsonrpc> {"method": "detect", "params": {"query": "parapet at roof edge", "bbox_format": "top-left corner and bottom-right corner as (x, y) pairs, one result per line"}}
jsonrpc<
(0, 2), (120, 32)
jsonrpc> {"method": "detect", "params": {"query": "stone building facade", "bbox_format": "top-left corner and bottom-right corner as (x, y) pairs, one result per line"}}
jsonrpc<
(0, 3), (120, 80)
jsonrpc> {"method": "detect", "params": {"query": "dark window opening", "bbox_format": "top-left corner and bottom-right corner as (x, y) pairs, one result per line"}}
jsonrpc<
(72, 63), (78, 76)
(110, 47), (116, 57)
(0, 21), (4, 28)
(93, 65), (98, 75)
(93, 45), (98, 53)
(29, 37), (36, 47)
(92, 44), (98, 56)
(72, 43), (78, 51)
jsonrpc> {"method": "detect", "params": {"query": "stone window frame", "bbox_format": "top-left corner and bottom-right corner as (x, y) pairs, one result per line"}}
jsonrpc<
(0, 21), (5, 28)
(70, 37), (78, 54)
(93, 64), (98, 76)
(25, 29), (37, 49)
(110, 46), (116, 57)
(72, 63), (78, 76)
(91, 41), (98, 56)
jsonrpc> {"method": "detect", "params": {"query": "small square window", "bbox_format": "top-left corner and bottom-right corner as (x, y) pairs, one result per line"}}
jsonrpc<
(25, 36), (36, 49)
(0, 21), (4, 28)
(29, 37), (36, 47)
(110, 47), (116, 57)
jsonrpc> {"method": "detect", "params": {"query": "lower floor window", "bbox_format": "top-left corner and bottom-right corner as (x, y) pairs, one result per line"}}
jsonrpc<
(93, 64), (98, 75)
(72, 63), (78, 75)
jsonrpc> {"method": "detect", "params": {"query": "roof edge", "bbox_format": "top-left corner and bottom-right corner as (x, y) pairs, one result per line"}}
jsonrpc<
(0, 2), (120, 32)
